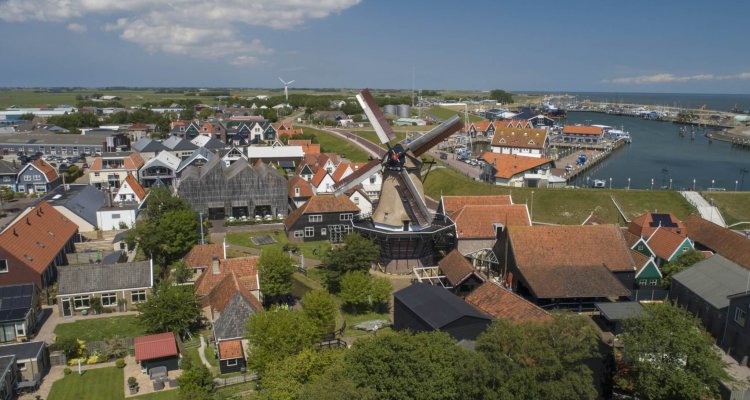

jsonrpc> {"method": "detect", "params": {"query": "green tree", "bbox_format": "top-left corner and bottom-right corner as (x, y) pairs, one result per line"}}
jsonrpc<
(181, 108), (196, 120)
(342, 331), (474, 400)
(338, 271), (371, 313)
(661, 249), (705, 288)
(245, 308), (319, 373)
(172, 260), (192, 284)
(177, 355), (215, 400)
(301, 362), (378, 400)
(259, 248), (296, 300)
(474, 314), (601, 400)
(301, 290), (338, 337)
(198, 107), (214, 120)
(488, 89), (514, 104)
(324, 233), (380, 292)
(369, 276), (392, 311)
(257, 348), (345, 400)
(617, 302), (728, 400)
(18, 113), (35, 121)
(138, 282), (203, 337)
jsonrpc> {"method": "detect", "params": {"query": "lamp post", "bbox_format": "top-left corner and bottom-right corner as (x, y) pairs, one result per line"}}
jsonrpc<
(199, 212), (205, 245)
(627, 178), (631, 190)
(609, 177), (612, 189)
(693, 179), (696, 191)
(669, 178), (672, 190)
(711, 179), (715, 189)
(736, 180), (739, 192)
(651, 178), (654, 190)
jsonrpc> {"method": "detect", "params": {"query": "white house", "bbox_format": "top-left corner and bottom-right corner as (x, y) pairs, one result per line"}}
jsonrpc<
(115, 174), (147, 204)
(311, 169), (336, 194)
(347, 188), (373, 216)
(97, 204), (139, 230)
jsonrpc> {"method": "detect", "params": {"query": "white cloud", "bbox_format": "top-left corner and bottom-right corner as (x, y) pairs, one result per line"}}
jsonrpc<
(67, 23), (87, 33)
(603, 71), (750, 84)
(0, 0), (360, 64)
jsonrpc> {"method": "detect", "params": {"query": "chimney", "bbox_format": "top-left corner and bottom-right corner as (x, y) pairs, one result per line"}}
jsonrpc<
(211, 257), (220, 275)
(493, 223), (505, 239)
(26, 217), (31, 225)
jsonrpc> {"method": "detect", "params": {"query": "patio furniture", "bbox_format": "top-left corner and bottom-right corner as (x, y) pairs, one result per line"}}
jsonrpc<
(153, 380), (165, 391)
(168, 379), (178, 388)
(148, 366), (168, 380)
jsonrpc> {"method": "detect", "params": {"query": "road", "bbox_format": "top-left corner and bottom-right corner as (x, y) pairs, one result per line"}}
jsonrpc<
(680, 191), (727, 227)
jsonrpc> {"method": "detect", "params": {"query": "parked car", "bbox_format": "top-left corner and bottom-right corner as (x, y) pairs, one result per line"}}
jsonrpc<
(82, 163), (89, 169)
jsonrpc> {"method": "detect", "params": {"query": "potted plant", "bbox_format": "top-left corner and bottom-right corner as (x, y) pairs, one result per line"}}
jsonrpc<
(128, 377), (139, 394)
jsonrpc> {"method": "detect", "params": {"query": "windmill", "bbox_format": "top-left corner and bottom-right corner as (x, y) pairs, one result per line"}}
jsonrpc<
(278, 77), (295, 102)
(334, 89), (464, 273)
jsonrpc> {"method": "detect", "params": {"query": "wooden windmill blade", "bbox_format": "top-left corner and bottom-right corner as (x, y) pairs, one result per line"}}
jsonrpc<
(333, 159), (383, 196)
(398, 168), (433, 226)
(407, 115), (464, 156)
(356, 89), (397, 144)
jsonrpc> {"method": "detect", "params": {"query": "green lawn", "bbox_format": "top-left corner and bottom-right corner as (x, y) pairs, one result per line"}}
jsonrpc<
(425, 106), (484, 123)
(349, 130), (409, 149)
(303, 127), (371, 162)
(133, 391), (180, 400)
(702, 192), (750, 227)
(423, 167), (696, 225)
(343, 311), (391, 338)
(54, 315), (146, 342)
(204, 340), (219, 368)
(225, 230), (330, 261)
(292, 271), (324, 299)
(48, 367), (124, 400)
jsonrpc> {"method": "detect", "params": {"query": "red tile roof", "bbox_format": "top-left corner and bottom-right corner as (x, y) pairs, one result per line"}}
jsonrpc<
(684, 215), (750, 269)
(465, 282), (552, 324)
(207, 271), (262, 313)
(441, 195), (513, 216)
(438, 250), (485, 287)
(184, 244), (223, 270)
(288, 176), (314, 199)
(562, 125), (604, 135)
(134, 332), (178, 362)
(482, 153), (553, 179)
(452, 204), (530, 239)
(29, 159), (58, 182)
(508, 225), (632, 298)
(490, 127), (548, 149)
(628, 212), (686, 239)
(194, 256), (259, 298)
(630, 250), (652, 275)
(218, 340), (244, 360)
(123, 173), (146, 201)
(646, 227), (690, 261)
(284, 195), (359, 229)
(89, 152), (145, 172)
(311, 169), (330, 188)
(0, 202), (78, 274)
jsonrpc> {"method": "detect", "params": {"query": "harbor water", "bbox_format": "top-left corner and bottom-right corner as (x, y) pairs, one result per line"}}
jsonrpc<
(565, 112), (750, 191)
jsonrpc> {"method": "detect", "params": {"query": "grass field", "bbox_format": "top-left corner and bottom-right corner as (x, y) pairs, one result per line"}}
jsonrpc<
(702, 192), (750, 227)
(48, 367), (123, 400)
(425, 107), (485, 123)
(422, 167), (697, 225)
(303, 127), (371, 162)
(348, 130), (410, 149)
(225, 230), (331, 260)
(54, 315), (146, 342)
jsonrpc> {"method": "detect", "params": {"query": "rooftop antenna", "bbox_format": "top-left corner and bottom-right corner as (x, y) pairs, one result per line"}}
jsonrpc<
(279, 77), (295, 103)
(411, 65), (415, 108)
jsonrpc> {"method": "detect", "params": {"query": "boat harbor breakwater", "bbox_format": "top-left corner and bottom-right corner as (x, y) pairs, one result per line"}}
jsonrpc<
(567, 104), (740, 129)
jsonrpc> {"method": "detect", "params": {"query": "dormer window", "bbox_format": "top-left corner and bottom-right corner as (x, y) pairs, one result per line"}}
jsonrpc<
(295, 187), (300, 196)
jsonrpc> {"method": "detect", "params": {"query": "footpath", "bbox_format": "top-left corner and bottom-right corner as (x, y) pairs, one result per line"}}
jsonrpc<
(680, 191), (727, 227)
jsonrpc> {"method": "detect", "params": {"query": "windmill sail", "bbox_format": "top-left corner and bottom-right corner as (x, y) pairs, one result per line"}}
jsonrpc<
(333, 159), (382, 196)
(407, 115), (463, 156)
(356, 89), (397, 144)
(398, 169), (432, 226)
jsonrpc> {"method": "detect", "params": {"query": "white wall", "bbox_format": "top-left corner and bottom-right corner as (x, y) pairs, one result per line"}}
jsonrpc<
(97, 208), (137, 231)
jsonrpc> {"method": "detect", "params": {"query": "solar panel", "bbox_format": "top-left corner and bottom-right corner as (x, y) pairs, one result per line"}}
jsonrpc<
(250, 235), (277, 246)
(649, 213), (678, 228)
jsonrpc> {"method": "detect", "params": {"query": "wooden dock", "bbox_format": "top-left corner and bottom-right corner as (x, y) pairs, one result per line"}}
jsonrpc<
(557, 139), (628, 181)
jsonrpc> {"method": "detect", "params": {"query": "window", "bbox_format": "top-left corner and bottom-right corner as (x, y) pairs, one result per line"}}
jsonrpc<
(321, 228), (327, 236)
(111, 214), (120, 219)
(23, 176), (31, 182)
(369, 176), (376, 184)
(0, 260), (7, 273)
(294, 187), (300, 196)
(294, 230), (304, 238)
(94, 172), (100, 177)
(353, 197), (359, 205)
(226, 359), (238, 366)
(17, 363), (26, 371)
(340, 213), (353, 221)
(309, 215), (322, 223)
(637, 244), (643, 251)
(101, 292), (117, 307)
(304, 227), (314, 237)
(736, 308), (747, 326)
(131, 290), (147, 304)
(2, 177), (9, 182)
(32, 175), (41, 181)
(649, 279), (658, 286)
(73, 295), (90, 309)
(15, 322), (25, 337)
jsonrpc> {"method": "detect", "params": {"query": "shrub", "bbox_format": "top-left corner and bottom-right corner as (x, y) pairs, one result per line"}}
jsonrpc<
(128, 377), (137, 387)
(63, 368), (72, 376)
(116, 358), (126, 368)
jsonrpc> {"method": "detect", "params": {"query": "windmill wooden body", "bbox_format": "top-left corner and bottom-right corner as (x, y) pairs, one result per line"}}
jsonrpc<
(334, 89), (463, 273)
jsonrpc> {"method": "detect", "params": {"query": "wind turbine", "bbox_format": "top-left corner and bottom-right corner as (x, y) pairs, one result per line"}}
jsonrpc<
(279, 77), (295, 103)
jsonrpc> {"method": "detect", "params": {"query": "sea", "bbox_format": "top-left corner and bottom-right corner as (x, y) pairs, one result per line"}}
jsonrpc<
(524, 91), (750, 113)
(565, 112), (750, 191)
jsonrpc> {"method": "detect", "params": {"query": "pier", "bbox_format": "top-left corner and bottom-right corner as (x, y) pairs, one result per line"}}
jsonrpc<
(553, 138), (628, 182)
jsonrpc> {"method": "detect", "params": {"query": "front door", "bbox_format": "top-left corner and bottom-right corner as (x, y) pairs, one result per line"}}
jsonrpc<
(61, 298), (72, 317)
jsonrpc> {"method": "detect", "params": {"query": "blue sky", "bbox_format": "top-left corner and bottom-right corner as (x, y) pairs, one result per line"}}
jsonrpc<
(1, 0), (749, 93)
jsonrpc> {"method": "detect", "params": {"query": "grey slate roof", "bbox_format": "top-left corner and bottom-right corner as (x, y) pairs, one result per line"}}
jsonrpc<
(163, 135), (198, 151)
(213, 293), (258, 341)
(394, 283), (492, 329)
(0, 160), (20, 176)
(0, 284), (34, 322)
(177, 147), (214, 174)
(0, 341), (45, 361)
(672, 254), (749, 310)
(595, 302), (646, 322)
(44, 184), (107, 226)
(132, 138), (167, 153)
(57, 261), (152, 296)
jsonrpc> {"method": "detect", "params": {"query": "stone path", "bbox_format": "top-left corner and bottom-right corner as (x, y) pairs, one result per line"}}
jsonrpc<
(680, 191), (727, 227)
(197, 335), (213, 370)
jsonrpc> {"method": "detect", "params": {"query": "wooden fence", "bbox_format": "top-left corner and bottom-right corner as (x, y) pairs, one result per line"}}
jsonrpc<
(214, 373), (257, 388)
